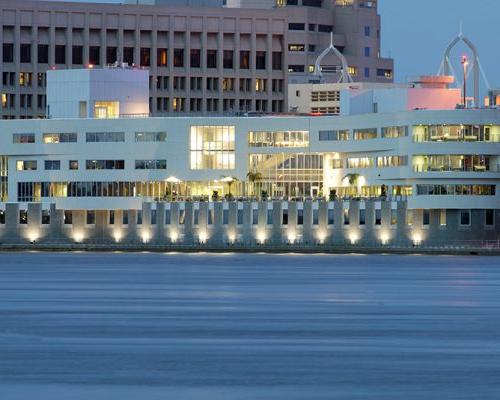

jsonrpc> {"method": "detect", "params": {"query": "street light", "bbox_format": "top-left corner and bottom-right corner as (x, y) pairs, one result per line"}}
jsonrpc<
(461, 55), (469, 107)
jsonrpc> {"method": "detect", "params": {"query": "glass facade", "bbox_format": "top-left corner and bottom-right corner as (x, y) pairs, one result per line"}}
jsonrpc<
(413, 125), (500, 142)
(248, 130), (309, 148)
(190, 126), (235, 170)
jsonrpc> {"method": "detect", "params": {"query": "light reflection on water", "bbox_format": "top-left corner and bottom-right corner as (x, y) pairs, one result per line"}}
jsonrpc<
(0, 252), (499, 400)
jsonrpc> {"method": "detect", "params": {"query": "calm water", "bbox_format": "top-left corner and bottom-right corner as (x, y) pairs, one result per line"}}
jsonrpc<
(0, 252), (499, 399)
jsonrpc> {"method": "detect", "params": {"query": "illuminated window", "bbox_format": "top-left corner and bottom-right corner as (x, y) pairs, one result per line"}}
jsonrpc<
(94, 101), (119, 119)
(347, 66), (357, 76)
(43, 132), (77, 143)
(1, 93), (6, 107)
(248, 131), (309, 148)
(16, 160), (37, 171)
(190, 126), (235, 170)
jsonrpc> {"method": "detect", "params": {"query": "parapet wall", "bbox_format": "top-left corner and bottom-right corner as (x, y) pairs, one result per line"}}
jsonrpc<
(0, 201), (498, 250)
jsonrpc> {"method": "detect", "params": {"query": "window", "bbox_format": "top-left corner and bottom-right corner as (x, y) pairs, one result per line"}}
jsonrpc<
(165, 209), (171, 225)
(86, 160), (125, 170)
(364, 26), (371, 37)
(416, 185), (496, 196)
(297, 209), (304, 225)
(37, 45), (49, 63)
(223, 209), (229, 225)
(406, 210), (413, 226)
(106, 47), (117, 64)
(413, 125), (500, 143)
(207, 50), (217, 69)
(3, 43), (14, 62)
(174, 49), (184, 67)
(272, 52), (282, 70)
(41, 210), (51, 225)
(302, 0), (322, 7)
(439, 209), (447, 226)
(318, 25), (333, 33)
(20, 44), (31, 63)
(319, 130), (349, 141)
(248, 131), (309, 148)
(382, 126), (407, 138)
(0, 211), (5, 225)
(288, 65), (305, 73)
(86, 210), (96, 225)
(344, 208), (350, 225)
(44, 160), (61, 170)
(252, 209), (258, 225)
(150, 209), (157, 225)
(485, 210), (495, 226)
(157, 48), (168, 67)
(347, 158), (373, 168)
(288, 23), (305, 31)
(122, 210), (129, 225)
(135, 160), (167, 170)
(423, 210), (430, 226)
(190, 49), (200, 68)
(391, 209), (397, 225)
(364, 47), (371, 57)
(288, 44), (305, 52)
(19, 210), (28, 225)
(109, 210), (115, 225)
(308, 24), (316, 31)
(377, 69), (393, 79)
(190, 126), (235, 170)
(69, 160), (79, 170)
(460, 210), (471, 226)
(223, 50), (233, 69)
(72, 46), (83, 65)
(123, 47), (134, 65)
(208, 209), (214, 225)
(240, 51), (250, 69)
(86, 132), (125, 142)
(375, 209), (382, 225)
(364, 67), (370, 78)
(137, 210), (143, 225)
(89, 46), (100, 65)
(354, 129), (377, 140)
(135, 132), (166, 142)
(313, 209), (319, 225)
(328, 208), (334, 225)
(267, 209), (273, 225)
(13, 133), (35, 144)
(55, 45), (66, 64)
(140, 48), (150, 66)
(16, 160), (37, 171)
(282, 209), (288, 225)
(43, 132), (77, 143)
(237, 209), (243, 225)
(256, 51), (266, 70)
(64, 211), (73, 225)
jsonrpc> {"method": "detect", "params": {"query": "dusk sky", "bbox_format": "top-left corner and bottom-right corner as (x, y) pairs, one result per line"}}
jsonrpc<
(47, 0), (499, 89)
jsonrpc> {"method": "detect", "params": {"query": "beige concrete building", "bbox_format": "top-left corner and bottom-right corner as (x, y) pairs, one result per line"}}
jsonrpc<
(0, 0), (392, 119)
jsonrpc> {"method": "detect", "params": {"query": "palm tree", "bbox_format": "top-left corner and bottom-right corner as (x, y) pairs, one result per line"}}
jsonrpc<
(221, 176), (239, 198)
(246, 171), (263, 198)
(342, 173), (360, 197)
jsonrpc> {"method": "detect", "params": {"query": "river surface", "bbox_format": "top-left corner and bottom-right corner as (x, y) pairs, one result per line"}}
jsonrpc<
(0, 252), (499, 399)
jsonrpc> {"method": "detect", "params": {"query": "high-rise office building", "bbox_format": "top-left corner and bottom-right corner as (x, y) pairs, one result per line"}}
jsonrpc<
(0, 0), (392, 119)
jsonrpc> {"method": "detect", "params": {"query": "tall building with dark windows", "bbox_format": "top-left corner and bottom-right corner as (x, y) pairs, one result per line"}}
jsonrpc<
(0, 0), (392, 119)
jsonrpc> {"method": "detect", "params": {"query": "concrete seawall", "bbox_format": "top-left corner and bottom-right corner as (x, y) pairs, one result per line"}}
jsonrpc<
(1, 200), (498, 253)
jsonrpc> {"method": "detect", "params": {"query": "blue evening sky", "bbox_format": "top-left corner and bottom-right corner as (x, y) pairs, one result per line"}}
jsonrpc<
(47, 0), (499, 89)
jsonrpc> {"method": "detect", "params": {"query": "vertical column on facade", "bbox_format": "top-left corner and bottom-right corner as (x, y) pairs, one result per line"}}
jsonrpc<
(271, 200), (282, 245)
(0, 12), (3, 117)
(395, 201), (407, 246)
(169, 202), (180, 243)
(100, 20), (106, 67)
(234, 24), (241, 109)
(318, 200), (328, 244)
(5, 203), (20, 243)
(118, 17), (124, 63)
(333, 200), (344, 244)
(250, 19), (257, 112)
(184, 17), (191, 114)
(14, 13), (21, 114)
(150, 17), (158, 114)
(49, 204), (64, 241)
(366, 200), (375, 243)
(217, 17), (223, 114)
(228, 201), (238, 243)
(201, 17), (208, 114)
(49, 14), (56, 67)
(288, 201), (297, 243)
(134, 21), (140, 69)
(94, 210), (108, 244)
(66, 18), (73, 67)
(302, 200), (312, 244)
(72, 210), (85, 242)
(155, 202), (165, 244)
(266, 30), (272, 113)
(212, 202), (224, 246)
(27, 203), (41, 242)
(281, 20), (288, 112)
(350, 200), (361, 244)
(243, 201), (253, 244)
(83, 14), (90, 65)
(181, 202), (191, 245)
(128, 209), (138, 243)
(198, 202), (208, 243)
(258, 201), (267, 244)
(167, 17), (174, 113)
(141, 203), (151, 244)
